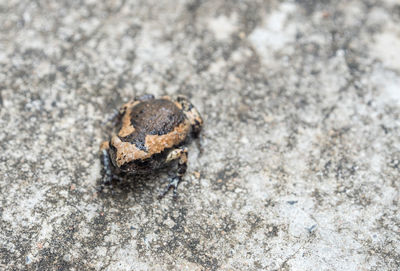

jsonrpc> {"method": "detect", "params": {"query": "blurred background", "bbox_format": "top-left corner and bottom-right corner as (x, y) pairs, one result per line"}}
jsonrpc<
(0, 0), (399, 270)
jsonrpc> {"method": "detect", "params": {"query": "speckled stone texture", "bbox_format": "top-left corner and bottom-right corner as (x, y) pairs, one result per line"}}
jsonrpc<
(1, 0), (399, 270)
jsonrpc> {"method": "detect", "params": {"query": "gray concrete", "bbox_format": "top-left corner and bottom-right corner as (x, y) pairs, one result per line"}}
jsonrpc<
(1, 0), (399, 270)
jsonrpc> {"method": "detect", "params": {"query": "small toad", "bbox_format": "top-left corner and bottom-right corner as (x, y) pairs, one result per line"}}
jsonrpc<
(100, 94), (203, 197)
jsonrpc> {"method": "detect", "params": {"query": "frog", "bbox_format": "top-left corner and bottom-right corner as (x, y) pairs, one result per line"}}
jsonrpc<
(99, 94), (203, 198)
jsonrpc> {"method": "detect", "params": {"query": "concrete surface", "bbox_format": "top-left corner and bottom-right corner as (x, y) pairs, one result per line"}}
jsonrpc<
(1, 0), (399, 270)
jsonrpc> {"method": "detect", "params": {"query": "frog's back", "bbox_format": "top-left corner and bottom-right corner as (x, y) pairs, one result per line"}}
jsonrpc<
(118, 99), (187, 151)
(130, 99), (185, 135)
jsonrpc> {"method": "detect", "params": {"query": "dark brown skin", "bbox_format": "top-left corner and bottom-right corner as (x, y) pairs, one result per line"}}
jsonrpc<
(120, 99), (185, 150)
(100, 94), (203, 197)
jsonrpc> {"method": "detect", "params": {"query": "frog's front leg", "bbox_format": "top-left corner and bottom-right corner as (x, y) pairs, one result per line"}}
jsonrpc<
(159, 147), (188, 198)
(98, 141), (123, 192)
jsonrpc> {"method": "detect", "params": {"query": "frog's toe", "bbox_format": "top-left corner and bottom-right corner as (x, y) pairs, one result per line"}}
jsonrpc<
(158, 176), (181, 199)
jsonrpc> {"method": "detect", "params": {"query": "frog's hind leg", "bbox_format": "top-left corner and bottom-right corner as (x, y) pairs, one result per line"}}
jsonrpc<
(175, 96), (203, 136)
(159, 147), (188, 198)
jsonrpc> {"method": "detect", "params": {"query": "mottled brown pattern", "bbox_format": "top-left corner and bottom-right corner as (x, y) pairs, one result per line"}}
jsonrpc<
(118, 101), (139, 137)
(174, 101), (183, 110)
(111, 120), (191, 166)
(174, 96), (203, 135)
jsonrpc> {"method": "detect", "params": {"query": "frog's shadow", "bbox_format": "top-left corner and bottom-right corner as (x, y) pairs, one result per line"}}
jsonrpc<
(96, 170), (173, 204)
